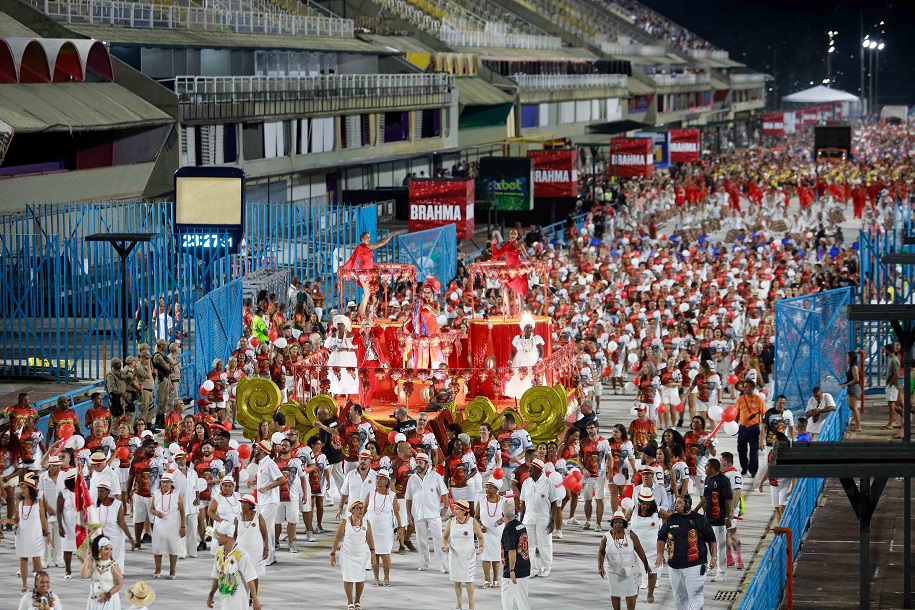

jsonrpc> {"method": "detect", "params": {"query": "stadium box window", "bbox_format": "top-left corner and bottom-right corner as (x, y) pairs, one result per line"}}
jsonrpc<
(382, 111), (409, 144)
(420, 109), (440, 139)
(242, 123), (265, 160)
(521, 105), (539, 128)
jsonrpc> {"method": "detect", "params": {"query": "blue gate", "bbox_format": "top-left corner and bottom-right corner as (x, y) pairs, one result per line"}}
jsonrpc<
(193, 280), (243, 396)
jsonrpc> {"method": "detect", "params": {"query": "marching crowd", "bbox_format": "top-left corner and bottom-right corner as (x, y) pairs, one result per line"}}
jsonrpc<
(1, 121), (909, 610)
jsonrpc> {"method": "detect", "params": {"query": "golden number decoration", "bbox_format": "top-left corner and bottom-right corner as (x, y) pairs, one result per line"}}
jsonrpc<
(236, 377), (282, 439)
(520, 384), (568, 445)
(461, 395), (497, 435)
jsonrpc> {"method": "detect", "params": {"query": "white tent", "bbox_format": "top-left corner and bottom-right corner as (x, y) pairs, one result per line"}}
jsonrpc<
(781, 85), (860, 104)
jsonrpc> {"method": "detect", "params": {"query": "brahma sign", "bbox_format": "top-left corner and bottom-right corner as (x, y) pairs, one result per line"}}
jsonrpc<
(408, 178), (475, 240)
(668, 129), (701, 163)
(527, 149), (579, 198)
(762, 112), (786, 136)
(609, 138), (654, 177)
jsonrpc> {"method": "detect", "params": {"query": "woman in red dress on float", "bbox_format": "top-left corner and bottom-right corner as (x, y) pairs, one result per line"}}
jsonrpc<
(341, 231), (402, 318)
(402, 277), (442, 369)
(490, 228), (528, 317)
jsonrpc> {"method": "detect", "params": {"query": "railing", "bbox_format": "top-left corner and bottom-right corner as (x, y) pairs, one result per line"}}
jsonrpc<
(175, 73), (454, 98)
(600, 42), (666, 56)
(688, 48), (730, 60)
(441, 28), (563, 50)
(730, 73), (766, 85)
(738, 389), (851, 610)
(508, 73), (628, 90)
(35, 0), (355, 37)
(649, 72), (710, 86)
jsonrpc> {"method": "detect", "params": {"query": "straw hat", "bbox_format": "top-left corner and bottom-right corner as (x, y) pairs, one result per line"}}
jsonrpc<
(125, 581), (156, 607)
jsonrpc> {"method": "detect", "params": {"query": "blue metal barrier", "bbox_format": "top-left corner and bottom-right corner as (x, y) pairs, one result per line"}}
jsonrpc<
(193, 280), (243, 393)
(389, 225), (457, 287)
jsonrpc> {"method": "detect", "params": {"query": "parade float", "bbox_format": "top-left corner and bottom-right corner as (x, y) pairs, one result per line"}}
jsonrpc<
(235, 257), (578, 454)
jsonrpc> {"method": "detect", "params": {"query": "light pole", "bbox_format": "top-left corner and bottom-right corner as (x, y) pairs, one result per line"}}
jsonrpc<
(868, 40), (877, 114)
(861, 35), (869, 115)
(876, 41), (885, 111)
(826, 31), (837, 86)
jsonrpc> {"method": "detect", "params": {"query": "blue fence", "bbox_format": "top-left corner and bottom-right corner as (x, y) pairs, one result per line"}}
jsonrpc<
(193, 280), (243, 396)
(741, 287), (853, 610)
(392, 224), (457, 288)
(774, 288), (853, 413)
(464, 212), (589, 261)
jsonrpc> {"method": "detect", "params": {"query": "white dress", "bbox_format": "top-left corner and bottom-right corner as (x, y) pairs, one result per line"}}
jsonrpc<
(504, 334), (544, 399)
(15, 500), (44, 558)
(18, 591), (62, 610)
(151, 491), (183, 556)
(447, 517), (476, 583)
(86, 559), (122, 610)
(60, 488), (77, 553)
(629, 511), (660, 577)
(365, 491), (395, 555)
(98, 499), (127, 571)
(325, 335), (359, 395)
(236, 518), (266, 577)
(213, 493), (242, 525)
(603, 531), (640, 598)
(339, 518), (369, 583)
(478, 497), (506, 563)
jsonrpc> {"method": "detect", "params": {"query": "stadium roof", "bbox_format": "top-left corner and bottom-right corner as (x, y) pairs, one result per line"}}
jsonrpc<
(68, 24), (385, 54)
(0, 82), (173, 132)
(782, 85), (860, 104)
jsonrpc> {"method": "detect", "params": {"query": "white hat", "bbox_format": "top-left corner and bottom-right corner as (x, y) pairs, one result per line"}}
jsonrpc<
(215, 520), (235, 537)
(346, 301), (357, 309)
(126, 581), (156, 607)
(332, 314), (352, 331)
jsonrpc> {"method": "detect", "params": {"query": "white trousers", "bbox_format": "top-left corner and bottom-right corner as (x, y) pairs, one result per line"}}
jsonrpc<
(414, 516), (445, 570)
(712, 525), (727, 577)
(500, 576), (531, 610)
(181, 512), (199, 558)
(669, 564), (707, 610)
(525, 522), (553, 575)
(43, 520), (62, 566)
(260, 503), (278, 564)
(327, 462), (345, 501)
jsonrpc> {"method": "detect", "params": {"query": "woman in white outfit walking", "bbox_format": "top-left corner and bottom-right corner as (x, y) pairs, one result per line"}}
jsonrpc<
(17, 571), (62, 610)
(475, 478), (505, 589)
(82, 535), (124, 610)
(150, 474), (185, 579)
(96, 482), (134, 576)
(442, 499), (485, 610)
(364, 469), (400, 587)
(598, 510), (651, 610)
(330, 498), (377, 610)
(628, 487), (662, 603)
(3, 474), (51, 593)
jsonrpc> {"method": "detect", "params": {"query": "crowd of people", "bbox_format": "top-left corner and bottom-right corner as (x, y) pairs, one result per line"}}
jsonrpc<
(1, 120), (909, 610)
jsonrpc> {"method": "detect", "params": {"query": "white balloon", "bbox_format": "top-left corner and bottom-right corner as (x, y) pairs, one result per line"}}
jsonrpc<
(629, 406), (639, 416)
(394, 433), (407, 444)
(612, 473), (626, 486)
(69, 436), (85, 450)
(624, 381), (636, 391)
(196, 479), (207, 492)
(628, 340), (638, 350)
(723, 421), (740, 436)
(239, 469), (250, 484)
(202, 379), (215, 392)
(620, 497), (634, 511)
(229, 439), (239, 450)
(270, 431), (285, 445)
(708, 405), (724, 422)
(607, 341), (618, 353)
(627, 353), (638, 364)
(688, 369), (698, 380)
(679, 303), (690, 313)
(274, 337), (288, 349)
(168, 442), (180, 455)
(548, 472), (563, 486)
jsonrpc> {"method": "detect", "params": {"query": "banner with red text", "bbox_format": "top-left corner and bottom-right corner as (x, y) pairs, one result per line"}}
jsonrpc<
(802, 107), (819, 125)
(526, 149), (579, 198)
(609, 138), (654, 177)
(762, 112), (786, 136)
(668, 129), (701, 163)
(409, 178), (475, 240)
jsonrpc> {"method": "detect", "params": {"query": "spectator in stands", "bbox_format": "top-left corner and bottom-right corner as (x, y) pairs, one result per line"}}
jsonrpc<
(287, 278), (301, 309)
(804, 386), (836, 439)
(884, 343), (901, 431)
(155, 297), (174, 342)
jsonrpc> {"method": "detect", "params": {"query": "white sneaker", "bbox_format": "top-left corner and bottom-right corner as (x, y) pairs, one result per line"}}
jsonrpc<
(418, 566), (428, 571)
(596, 523), (605, 532)
(325, 498), (335, 507)
(555, 530), (563, 540)
(583, 521), (592, 530)
(440, 566), (448, 574)
(566, 517), (580, 525)
(306, 534), (316, 542)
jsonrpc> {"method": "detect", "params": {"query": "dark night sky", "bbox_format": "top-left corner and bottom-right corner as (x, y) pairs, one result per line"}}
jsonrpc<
(641, 0), (914, 106)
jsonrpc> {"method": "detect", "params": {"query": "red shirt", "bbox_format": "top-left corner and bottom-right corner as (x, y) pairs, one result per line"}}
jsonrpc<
(194, 458), (218, 502)
(391, 456), (414, 499)
(4, 405), (37, 431)
(579, 435), (608, 478)
(445, 453), (468, 488)
(85, 407), (112, 432)
(49, 409), (81, 439)
(274, 455), (293, 502)
(628, 419), (656, 452)
(131, 457), (156, 498)
(115, 436), (133, 469)
(164, 411), (183, 445)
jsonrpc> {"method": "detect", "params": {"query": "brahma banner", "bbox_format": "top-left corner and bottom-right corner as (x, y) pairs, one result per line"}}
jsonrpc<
(668, 129), (701, 163)
(527, 149), (578, 198)
(762, 112), (786, 136)
(609, 138), (654, 177)
(408, 178), (475, 240)
(802, 108), (819, 125)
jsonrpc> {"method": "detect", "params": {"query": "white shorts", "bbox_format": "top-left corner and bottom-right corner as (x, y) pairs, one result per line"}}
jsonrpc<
(697, 400), (711, 412)
(450, 485), (475, 502)
(887, 385), (899, 403)
(612, 364), (623, 377)
(771, 484), (792, 507)
(278, 501), (300, 525)
(396, 497), (408, 528)
(300, 493), (313, 513)
(132, 494), (153, 523)
(581, 474), (606, 501)
(661, 387), (679, 405)
(595, 382), (603, 396)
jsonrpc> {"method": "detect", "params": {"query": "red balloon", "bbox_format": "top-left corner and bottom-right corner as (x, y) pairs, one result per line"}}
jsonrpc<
(632, 472), (642, 486)
(727, 374), (739, 386)
(58, 424), (74, 440)
(237, 444), (252, 460)
(435, 464), (444, 475)
(388, 430), (398, 444)
(631, 363), (640, 373)
(268, 329), (279, 342)
(657, 404), (667, 415)
(674, 403), (685, 413)
(493, 468), (504, 480)
(562, 475), (578, 491)
(115, 446), (130, 460)
(250, 337), (260, 347)
(622, 484), (634, 499)
(571, 482), (583, 494)
(223, 420), (233, 431)
(571, 470), (583, 482)
(722, 405), (738, 423)
(199, 386), (209, 396)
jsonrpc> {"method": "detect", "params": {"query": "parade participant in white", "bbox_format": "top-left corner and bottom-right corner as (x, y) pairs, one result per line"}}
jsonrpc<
(338, 450), (377, 519)
(96, 482), (134, 576)
(236, 494), (269, 585)
(38, 456), (63, 568)
(150, 473), (185, 579)
(3, 474), (50, 593)
(325, 316), (359, 397)
(628, 487), (662, 603)
(207, 519), (262, 610)
(519, 459), (558, 578)
(250, 441), (284, 566)
(476, 478), (506, 589)
(442, 499), (485, 610)
(364, 469), (400, 587)
(330, 499), (377, 610)
(56, 469), (78, 578)
(82, 535), (123, 610)
(18, 571), (62, 610)
(504, 315), (545, 399)
(598, 510), (651, 610)
(404, 452), (449, 573)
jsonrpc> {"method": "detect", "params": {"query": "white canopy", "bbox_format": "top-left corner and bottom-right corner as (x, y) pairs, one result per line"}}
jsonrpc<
(781, 85), (860, 104)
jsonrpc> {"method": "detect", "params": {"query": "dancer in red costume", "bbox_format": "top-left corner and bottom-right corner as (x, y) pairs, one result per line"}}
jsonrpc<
(341, 231), (402, 317)
(355, 318), (388, 407)
(402, 278), (443, 368)
(490, 228), (529, 317)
